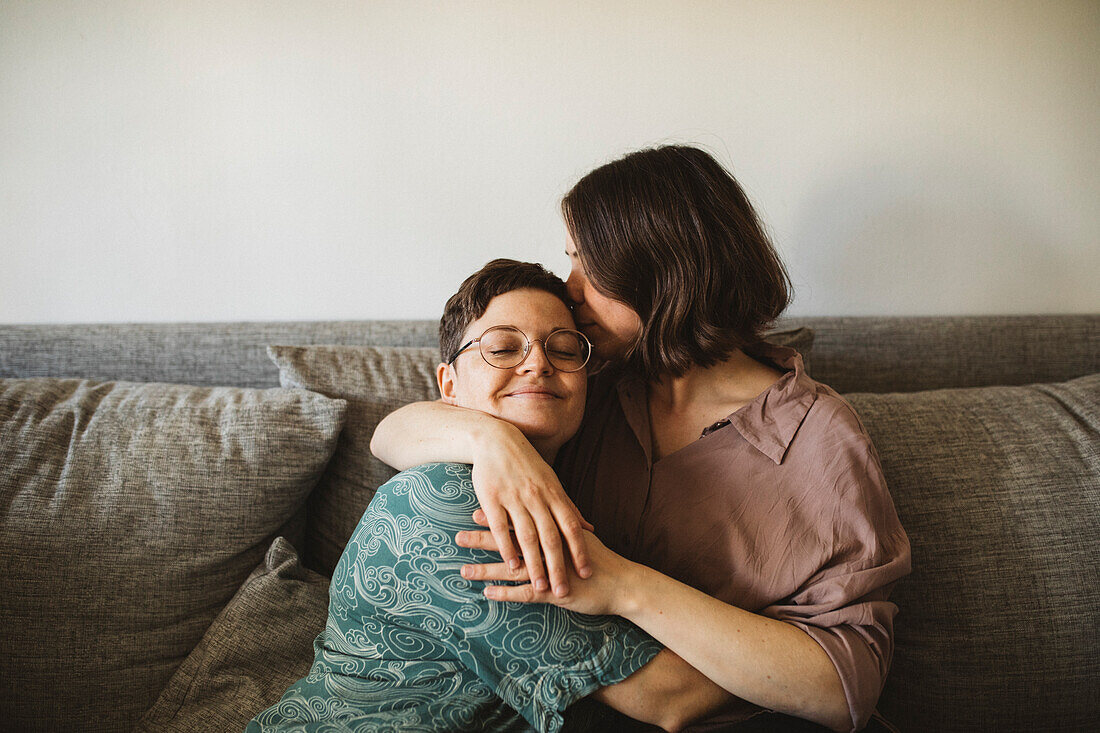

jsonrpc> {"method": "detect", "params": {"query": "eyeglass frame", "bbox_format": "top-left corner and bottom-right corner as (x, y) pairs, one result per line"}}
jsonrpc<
(447, 325), (592, 373)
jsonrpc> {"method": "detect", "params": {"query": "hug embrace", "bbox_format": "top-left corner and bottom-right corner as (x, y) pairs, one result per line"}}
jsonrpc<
(249, 145), (911, 732)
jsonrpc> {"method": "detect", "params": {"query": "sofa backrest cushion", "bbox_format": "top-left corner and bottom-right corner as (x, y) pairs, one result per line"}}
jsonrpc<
(847, 374), (1100, 732)
(268, 345), (439, 574)
(268, 328), (812, 575)
(4, 315), (1096, 394)
(135, 536), (330, 733)
(0, 379), (345, 733)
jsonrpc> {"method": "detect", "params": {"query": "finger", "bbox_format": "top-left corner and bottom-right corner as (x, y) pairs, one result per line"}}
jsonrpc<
(460, 561), (529, 582)
(480, 504), (520, 572)
(508, 508), (549, 592)
(483, 582), (554, 604)
(552, 504), (593, 579)
(529, 506), (570, 597)
(455, 529), (500, 551)
(558, 494), (594, 532)
(472, 508), (491, 527)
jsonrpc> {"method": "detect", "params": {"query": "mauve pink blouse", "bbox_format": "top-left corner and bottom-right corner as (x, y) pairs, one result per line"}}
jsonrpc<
(556, 343), (912, 731)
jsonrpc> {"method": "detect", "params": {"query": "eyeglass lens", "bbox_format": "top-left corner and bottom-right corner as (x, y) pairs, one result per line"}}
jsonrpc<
(479, 327), (589, 371)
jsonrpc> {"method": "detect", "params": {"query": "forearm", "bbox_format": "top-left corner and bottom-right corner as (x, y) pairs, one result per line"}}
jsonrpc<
(620, 564), (852, 732)
(592, 649), (734, 732)
(370, 400), (514, 469)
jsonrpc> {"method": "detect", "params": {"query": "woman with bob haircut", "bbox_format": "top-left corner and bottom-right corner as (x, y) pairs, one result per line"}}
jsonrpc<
(373, 145), (911, 732)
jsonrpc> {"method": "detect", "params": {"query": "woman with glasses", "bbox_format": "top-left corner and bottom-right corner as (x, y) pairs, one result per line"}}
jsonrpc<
(373, 146), (911, 732)
(249, 260), (730, 733)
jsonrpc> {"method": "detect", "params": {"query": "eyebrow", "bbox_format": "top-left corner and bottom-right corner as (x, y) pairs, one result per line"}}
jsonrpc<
(487, 324), (575, 335)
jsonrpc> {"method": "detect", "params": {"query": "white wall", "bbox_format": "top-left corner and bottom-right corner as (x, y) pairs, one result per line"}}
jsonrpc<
(2, 0), (1097, 323)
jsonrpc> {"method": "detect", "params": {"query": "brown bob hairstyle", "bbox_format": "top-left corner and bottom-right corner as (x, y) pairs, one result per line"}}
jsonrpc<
(439, 258), (571, 365)
(561, 144), (792, 379)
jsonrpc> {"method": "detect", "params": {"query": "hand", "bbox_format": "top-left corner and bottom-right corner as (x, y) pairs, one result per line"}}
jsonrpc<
(457, 527), (636, 617)
(471, 423), (594, 598)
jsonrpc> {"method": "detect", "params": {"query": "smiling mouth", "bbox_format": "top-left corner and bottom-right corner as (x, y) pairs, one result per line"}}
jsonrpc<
(507, 388), (561, 398)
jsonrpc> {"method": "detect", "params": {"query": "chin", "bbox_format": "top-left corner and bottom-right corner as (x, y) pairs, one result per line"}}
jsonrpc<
(505, 415), (572, 446)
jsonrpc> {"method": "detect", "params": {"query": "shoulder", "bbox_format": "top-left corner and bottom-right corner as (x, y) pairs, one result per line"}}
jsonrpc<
(800, 380), (875, 451)
(782, 380), (890, 499)
(372, 462), (480, 516)
(381, 462), (473, 492)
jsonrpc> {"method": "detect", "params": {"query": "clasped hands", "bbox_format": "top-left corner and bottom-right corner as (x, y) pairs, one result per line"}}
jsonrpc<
(456, 508), (637, 618)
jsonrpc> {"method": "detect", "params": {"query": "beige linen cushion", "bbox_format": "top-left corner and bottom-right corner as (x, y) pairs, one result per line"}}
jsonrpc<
(269, 345), (439, 574)
(0, 378), (345, 733)
(846, 374), (1100, 732)
(268, 327), (813, 575)
(135, 536), (329, 733)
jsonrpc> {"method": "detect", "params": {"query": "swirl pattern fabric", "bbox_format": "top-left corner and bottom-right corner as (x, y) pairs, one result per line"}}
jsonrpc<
(248, 463), (662, 732)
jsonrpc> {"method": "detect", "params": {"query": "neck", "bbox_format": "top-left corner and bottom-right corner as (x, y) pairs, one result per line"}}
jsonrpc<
(647, 349), (780, 413)
(528, 438), (560, 465)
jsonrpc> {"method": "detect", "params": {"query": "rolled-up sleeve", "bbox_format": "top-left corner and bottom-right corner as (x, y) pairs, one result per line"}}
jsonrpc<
(763, 421), (912, 731)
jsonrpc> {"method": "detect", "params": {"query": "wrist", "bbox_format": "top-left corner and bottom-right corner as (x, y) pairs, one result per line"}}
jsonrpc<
(613, 557), (652, 619)
(468, 412), (521, 463)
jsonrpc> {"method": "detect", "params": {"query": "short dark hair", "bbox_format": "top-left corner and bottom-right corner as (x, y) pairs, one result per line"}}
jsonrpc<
(561, 144), (792, 378)
(439, 259), (571, 364)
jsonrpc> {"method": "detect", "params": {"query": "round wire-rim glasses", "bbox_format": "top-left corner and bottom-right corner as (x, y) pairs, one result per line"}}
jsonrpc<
(448, 325), (592, 372)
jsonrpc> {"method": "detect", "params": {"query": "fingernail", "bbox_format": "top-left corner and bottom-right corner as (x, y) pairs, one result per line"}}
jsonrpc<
(509, 559), (521, 571)
(555, 585), (568, 597)
(455, 532), (466, 542)
(535, 579), (549, 592)
(460, 566), (470, 579)
(578, 566), (592, 579)
(483, 587), (496, 599)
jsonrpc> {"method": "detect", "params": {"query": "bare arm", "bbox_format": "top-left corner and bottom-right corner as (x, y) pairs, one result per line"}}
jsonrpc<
(371, 400), (593, 595)
(370, 400), (497, 471)
(591, 649), (735, 732)
(618, 564), (851, 732)
(462, 530), (852, 732)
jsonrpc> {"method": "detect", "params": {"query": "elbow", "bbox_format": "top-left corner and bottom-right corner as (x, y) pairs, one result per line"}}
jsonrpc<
(651, 704), (686, 730)
(820, 685), (856, 732)
(369, 411), (404, 463)
(816, 690), (855, 733)
(655, 709), (688, 733)
(367, 426), (385, 460)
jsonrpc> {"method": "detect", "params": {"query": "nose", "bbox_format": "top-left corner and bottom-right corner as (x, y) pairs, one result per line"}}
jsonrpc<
(517, 340), (554, 375)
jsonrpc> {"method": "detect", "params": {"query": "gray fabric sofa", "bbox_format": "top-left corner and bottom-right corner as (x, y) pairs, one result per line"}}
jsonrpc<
(1, 315), (1098, 732)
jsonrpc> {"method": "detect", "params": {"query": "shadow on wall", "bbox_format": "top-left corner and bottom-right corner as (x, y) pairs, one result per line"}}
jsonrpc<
(790, 142), (1087, 315)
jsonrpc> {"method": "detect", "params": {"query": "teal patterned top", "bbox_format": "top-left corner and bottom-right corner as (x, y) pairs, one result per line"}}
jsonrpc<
(247, 463), (662, 732)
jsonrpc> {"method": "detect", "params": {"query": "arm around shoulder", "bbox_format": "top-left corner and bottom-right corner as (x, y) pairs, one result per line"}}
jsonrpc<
(370, 399), (514, 470)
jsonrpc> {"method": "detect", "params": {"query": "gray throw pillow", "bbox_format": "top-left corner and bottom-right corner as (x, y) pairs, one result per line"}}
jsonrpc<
(135, 536), (330, 733)
(0, 378), (346, 733)
(268, 327), (812, 575)
(846, 374), (1100, 732)
(268, 345), (439, 574)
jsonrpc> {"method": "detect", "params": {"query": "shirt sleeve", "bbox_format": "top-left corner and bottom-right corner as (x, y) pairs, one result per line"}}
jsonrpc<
(761, 399), (912, 732)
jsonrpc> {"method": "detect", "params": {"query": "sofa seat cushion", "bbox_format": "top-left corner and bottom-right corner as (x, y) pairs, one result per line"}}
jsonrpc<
(135, 536), (330, 733)
(0, 379), (346, 733)
(846, 373), (1100, 732)
(268, 327), (813, 575)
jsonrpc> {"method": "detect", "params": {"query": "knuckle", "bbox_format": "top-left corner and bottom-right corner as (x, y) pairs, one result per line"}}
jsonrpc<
(559, 517), (583, 534)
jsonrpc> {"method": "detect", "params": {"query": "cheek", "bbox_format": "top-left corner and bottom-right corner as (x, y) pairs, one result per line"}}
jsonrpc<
(452, 372), (500, 411)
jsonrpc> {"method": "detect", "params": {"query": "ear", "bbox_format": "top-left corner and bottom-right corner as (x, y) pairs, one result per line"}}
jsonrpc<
(437, 362), (459, 404)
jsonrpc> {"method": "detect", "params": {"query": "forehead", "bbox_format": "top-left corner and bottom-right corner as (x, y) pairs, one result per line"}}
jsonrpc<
(465, 288), (575, 338)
